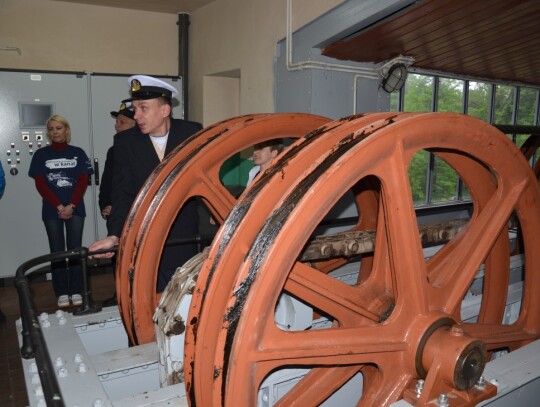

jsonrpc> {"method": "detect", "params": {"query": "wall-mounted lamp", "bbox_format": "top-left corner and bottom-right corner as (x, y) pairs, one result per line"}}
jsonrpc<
(381, 63), (408, 93)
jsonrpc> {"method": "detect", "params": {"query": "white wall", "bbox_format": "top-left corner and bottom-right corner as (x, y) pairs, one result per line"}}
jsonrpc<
(203, 74), (240, 126)
(188, 0), (343, 124)
(0, 0), (179, 75)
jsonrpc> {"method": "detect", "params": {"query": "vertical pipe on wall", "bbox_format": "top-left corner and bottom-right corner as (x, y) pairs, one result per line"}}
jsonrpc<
(178, 13), (190, 120)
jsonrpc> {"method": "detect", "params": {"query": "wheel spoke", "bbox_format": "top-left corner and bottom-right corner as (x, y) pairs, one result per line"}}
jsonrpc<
(272, 366), (360, 406)
(256, 327), (407, 366)
(359, 365), (411, 407)
(378, 140), (428, 315)
(424, 151), (510, 323)
(286, 261), (381, 322)
(520, 134), (540, 161)
(431, 178), (527, 313)
(360, 198), (395, 312)
(193, 172), (236, 222)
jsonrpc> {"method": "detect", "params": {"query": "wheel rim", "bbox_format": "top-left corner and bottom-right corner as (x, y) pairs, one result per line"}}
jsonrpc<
(116, 113), (331, 344)
(186, 113), (540, 406)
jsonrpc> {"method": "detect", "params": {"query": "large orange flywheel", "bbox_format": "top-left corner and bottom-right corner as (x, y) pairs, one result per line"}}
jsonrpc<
(116, 113), (332, 344)
(184, 113), (540, 406)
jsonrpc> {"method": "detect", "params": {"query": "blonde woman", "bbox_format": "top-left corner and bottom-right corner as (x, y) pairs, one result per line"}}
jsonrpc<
(28, 115), (94, 308)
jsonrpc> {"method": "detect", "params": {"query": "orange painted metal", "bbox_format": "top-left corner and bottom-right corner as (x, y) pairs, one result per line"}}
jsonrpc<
(510, 134), (540, 257)
(184, 113), (540, 406)
(520, 134), (540, 180)
(115, 113), (331, 344)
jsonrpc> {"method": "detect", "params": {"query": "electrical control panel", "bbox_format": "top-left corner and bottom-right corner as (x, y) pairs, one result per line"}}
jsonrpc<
(5, 130), (47, 176)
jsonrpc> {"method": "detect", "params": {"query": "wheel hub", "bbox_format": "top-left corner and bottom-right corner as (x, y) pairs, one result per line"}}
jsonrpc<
(419, 321), (486, 391)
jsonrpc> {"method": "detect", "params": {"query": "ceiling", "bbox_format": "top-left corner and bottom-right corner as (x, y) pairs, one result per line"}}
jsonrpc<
(51, 0), (214, 14)
(322, 0), (540, 87)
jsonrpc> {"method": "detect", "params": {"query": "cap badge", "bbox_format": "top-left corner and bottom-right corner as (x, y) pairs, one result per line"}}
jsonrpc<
(119, 103), (127, 111)
(131, 79), (141, 92)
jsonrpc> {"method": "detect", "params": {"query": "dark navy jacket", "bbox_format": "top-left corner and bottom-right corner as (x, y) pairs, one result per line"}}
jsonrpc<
(109, 118), (202, 291)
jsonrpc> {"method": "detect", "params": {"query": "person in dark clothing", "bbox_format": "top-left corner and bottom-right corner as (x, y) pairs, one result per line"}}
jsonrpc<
(99, 102), (136, 227)
(98, 102), (136, 306)
(29, 115), (94, 308)
(89, 75), (202, 292)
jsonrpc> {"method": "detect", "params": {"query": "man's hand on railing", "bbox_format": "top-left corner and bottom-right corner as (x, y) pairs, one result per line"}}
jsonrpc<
(88, 235), (119, 258)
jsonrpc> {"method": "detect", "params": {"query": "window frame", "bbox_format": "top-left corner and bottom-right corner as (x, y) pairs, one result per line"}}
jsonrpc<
(394, 73), (540, 207)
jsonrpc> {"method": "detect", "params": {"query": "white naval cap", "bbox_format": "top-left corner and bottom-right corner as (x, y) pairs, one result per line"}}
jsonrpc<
(127, 75), (179, 101)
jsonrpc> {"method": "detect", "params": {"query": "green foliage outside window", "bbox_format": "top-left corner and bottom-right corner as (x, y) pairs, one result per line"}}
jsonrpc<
(518, 88), (537, 125)
(432, 156), (458, 202)
(408, 150), (428, 204)
(494, 85), (515, 124)
(401, 74), (539, 206)
(468, 82), (490, 120)
(438, 78), (464, 113)
(403, 75), (433, 112)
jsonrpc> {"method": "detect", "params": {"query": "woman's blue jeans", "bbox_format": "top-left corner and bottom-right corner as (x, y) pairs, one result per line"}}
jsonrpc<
(43, 215), (84, 297)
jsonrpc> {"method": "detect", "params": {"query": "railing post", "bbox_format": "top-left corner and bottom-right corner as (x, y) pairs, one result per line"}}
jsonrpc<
(73, 247), (101, 316)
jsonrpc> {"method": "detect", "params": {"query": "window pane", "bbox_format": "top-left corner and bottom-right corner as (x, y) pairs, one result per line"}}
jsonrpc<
(438, 78), (464, 113)
(467, 82), (490, 120)
(494, 85), (516, 124)
(515, 134), (529, 148)
(517, 88), (538, 125)
(403, 74), (433, 112)
(408, 150), (429, 204)
(432, 155), (459, 202)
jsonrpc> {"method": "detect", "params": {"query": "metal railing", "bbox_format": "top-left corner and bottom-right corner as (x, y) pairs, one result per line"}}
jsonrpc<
(14, 234), (213, 407)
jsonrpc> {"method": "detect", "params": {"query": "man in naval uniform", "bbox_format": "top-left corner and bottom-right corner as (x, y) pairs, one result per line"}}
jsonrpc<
(89, 75), (202, 292)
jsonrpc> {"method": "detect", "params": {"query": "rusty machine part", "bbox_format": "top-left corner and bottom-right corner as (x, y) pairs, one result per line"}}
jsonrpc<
(520, 134), (540, 179)
(299, 219), (468, 262)
(493, 125), (540, 179)
(184, 113), (540, 406)
(497, 128), (540, 257)
(116, 113), (332, 345)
